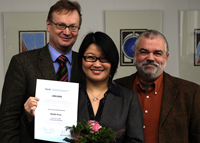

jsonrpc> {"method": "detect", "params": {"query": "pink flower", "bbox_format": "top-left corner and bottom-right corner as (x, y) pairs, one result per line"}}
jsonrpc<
(88, 120), (102, 133)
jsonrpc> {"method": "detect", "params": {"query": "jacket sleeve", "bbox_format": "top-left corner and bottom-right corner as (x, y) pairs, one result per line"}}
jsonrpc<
(189, 85), (200, 142)
(0, 55), (27, 143)
(124, 91), (144, 143)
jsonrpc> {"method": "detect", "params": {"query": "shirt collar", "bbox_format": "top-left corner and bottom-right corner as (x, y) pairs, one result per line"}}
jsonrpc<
(154, 73), (163, 93)
(133, 72), (164, 95)
(48, 43), (72, 65)
(80, 81), (121, 97)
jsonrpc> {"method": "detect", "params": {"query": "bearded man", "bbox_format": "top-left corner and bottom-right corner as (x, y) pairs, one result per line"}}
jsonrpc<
(115, 30), (200, 143)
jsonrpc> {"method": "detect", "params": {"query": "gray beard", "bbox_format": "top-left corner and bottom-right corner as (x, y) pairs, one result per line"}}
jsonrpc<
(136, 65), (158, 79)
(134, 60), (166, 80)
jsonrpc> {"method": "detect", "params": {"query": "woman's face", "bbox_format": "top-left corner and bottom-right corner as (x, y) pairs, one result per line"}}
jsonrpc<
(82, 43), (111, 83)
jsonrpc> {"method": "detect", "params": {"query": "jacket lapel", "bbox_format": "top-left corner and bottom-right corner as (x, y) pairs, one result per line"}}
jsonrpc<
(37, 45), (56, 80)
(124, 74), (136, 89)
(78, 88), (90, 121)
(116, 73), (136, 90)
(99, 92), (121, 126)
(159, 72), (178, 127)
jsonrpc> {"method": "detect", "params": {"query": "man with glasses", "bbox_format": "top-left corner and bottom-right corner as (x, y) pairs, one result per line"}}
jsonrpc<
(0, 0), (83, 142)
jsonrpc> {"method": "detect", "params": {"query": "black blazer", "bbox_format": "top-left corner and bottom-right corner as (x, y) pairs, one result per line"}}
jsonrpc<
(78, 84), (144, 143)
(115, 72), (200, 143)
(0, 45), (82, 143)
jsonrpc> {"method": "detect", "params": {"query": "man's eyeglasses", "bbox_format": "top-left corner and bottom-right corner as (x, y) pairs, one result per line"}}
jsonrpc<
(83, 56), (109, 63)
(51, 20), (80, 32)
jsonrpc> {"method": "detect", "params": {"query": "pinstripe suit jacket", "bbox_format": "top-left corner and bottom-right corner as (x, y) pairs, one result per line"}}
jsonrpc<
(0, 45), (82, 143)
(114, 72), (200, 143)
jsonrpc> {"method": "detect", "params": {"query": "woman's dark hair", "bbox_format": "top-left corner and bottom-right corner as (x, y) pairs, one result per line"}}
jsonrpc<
(78, 31), (119, 80)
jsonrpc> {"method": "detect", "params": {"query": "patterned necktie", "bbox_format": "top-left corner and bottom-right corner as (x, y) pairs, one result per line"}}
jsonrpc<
(56, 55), (68, 81)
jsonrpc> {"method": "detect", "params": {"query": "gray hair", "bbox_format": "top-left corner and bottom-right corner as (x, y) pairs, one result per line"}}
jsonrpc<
(134, 30), (169, 54)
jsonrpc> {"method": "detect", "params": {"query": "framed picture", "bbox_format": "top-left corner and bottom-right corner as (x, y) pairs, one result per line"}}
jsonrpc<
(105, 10), (162, 79)
(194, 29), (200, 65)
(180, 11), (200, 84)
(4, 12), (48, 72)
(19, 31), (47, 52)
(120, 29), (147, 66)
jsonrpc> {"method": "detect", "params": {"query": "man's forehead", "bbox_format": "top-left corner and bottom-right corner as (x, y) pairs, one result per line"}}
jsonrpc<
(53, 9), (74, 16)
(52, 10), (80, 24)
(140, 35), (164, 42)
(138, 47), (163, 52)
(137, 37), (166, 51)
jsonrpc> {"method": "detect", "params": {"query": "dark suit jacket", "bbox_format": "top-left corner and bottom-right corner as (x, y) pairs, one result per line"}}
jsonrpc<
(78, 84), (144, 143)
(0, 45), (82, 143)
(114, 72), (200, 143)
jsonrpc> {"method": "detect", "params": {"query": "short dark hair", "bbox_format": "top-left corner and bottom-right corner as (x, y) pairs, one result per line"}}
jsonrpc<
(47, 0), (82, 26)
(78, 31), (119, 80)
(134, 29), (169, 54)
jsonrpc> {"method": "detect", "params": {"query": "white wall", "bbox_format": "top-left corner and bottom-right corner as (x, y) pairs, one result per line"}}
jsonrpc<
(0, 0), (200, 103)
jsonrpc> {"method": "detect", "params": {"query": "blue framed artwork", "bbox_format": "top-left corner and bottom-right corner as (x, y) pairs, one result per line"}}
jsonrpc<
(19, 31), (47, 52)
(120, 29), (147, 66)
(194, 29), (200, 65)
(4, 12), (48, 73)
(105, 10), (162, 79)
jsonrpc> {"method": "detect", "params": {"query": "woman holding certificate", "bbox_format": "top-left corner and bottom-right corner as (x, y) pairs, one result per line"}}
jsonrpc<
(77, 31), (144, 142)
(23, 31), (144, 143)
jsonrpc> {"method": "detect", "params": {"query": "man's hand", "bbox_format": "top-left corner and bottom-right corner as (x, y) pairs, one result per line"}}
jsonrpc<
(24, 97), (40, 122)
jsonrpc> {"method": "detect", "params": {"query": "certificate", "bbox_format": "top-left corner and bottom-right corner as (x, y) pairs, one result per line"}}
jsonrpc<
(34, 79), (79, 142)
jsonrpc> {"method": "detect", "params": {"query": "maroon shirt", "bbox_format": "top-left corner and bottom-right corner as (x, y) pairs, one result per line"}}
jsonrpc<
(133, 73), (164, 143)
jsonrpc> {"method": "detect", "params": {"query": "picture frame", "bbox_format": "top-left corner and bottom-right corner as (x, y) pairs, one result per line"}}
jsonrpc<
(120, 29), (147, 66)
(180, 11), (200, 84)
(105, 10), (162, 79)
(19, 30), (47, 52)
(194, 29), (200, 66)
(4, 12), (48, 72)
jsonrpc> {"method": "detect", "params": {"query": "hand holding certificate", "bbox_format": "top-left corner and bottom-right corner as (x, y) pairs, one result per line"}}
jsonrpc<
(34, 79), (79, 142)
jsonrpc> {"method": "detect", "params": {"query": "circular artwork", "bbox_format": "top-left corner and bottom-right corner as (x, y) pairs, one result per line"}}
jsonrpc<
(122, 36), (137, 59)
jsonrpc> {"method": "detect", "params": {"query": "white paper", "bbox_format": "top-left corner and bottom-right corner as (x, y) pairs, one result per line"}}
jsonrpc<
(34, 79), (79, 142)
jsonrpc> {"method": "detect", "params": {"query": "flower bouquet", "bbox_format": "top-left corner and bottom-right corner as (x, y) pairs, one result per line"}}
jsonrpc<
(63, 120), (124, 143)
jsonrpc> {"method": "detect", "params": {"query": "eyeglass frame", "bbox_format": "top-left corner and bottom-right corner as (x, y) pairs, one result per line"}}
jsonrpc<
(82, 56), (110, 63)
(50, 20), (80, 32)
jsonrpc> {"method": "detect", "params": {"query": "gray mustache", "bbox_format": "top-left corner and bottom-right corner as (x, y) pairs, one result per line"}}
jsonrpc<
(142, 61), (159, 67)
